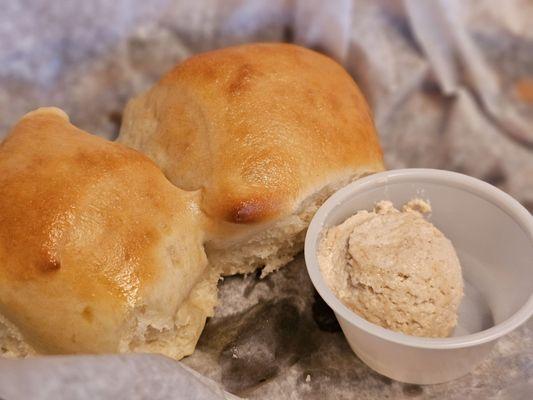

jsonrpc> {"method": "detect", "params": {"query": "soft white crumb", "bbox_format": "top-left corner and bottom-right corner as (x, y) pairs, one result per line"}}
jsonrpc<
(305, 374), (311, 382)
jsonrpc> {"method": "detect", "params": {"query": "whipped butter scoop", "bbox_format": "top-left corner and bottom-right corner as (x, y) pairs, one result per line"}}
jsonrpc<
(318, 199), (464, 338)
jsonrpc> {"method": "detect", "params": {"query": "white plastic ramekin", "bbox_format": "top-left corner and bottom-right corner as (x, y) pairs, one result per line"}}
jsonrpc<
(304, 169), (533, 384)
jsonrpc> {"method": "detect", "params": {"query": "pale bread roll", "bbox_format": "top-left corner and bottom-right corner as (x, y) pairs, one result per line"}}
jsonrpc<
(0, 108), (217, 359)
(118, 43), (384, 276)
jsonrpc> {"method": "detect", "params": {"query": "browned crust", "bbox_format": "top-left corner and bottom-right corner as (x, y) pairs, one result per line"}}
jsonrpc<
(122, 43), (384, 229)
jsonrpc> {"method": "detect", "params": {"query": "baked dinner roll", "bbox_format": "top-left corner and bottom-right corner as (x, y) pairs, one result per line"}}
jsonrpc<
(119, 43), (384, 276)
(0, 108), (217, 359)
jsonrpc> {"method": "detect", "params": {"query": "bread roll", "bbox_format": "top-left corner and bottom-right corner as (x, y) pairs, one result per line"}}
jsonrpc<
(119, 43), (384, 276)
(0, 108), (217, 359)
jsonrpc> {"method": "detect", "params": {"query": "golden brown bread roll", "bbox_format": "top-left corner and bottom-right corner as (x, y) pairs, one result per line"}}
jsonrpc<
(0, 108), (217, 359)
(118, 43), (384, 276)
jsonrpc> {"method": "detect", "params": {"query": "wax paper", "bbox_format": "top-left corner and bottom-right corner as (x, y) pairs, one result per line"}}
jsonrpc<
(0, 0), (532, 399)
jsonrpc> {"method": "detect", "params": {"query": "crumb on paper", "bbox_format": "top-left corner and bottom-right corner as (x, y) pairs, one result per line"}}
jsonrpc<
(305, 374), (311, 382)
(515, 78), (533, 103)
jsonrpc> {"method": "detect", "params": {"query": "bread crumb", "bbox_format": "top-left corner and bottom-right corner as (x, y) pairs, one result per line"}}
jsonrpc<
(515, 78), (533, 103)
(305, 374), (311, 382)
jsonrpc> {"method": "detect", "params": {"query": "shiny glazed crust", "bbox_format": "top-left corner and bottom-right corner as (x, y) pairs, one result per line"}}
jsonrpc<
(0, 108), (217, 358)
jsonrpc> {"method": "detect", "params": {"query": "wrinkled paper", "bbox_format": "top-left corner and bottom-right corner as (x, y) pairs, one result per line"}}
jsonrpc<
(0, 355), (239, 400)
(0, 0), (532, 399)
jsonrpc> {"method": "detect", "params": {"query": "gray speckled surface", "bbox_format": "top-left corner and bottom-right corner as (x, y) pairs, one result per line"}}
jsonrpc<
(184, 256), (533, 399)
(0, 0), (532, 398)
